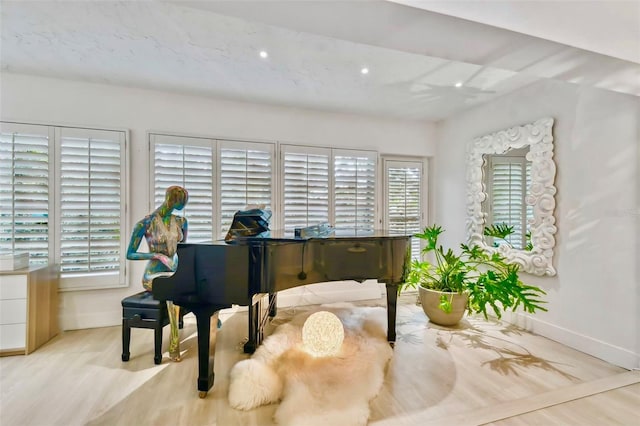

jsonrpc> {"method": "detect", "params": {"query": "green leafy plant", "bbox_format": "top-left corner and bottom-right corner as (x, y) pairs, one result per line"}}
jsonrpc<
(484, 222), (533, 251)
(404, 225), (547, 319)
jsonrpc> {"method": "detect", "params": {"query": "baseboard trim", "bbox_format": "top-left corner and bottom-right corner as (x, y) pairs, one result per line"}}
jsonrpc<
(61, 310), (121, 331)
(502, 311), (639, 370)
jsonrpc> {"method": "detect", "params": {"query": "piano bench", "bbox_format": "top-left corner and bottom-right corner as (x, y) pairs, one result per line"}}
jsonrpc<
(121, 291), (187, 365)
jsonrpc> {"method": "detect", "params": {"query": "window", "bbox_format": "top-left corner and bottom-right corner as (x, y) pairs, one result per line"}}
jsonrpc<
(281, 145), (330, 231)
(280, 145), (377, 232)
(484, 151), (532, 250)
(0, 123), (53, 264)
(383, 158), (424, 260)
(333, 150), (377, 231)
(152, 134), (215, 242)
(150, 134), (275, 241)
(1, 122), (128, 290)
(58, 128), (125, 278)
(151, 136), (424, 254)
(152, 138), (379, 235)
(219, 141), (274, 237)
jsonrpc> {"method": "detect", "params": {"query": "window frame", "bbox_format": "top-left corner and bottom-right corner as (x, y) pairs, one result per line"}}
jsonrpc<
(0, 122), (55, 264)
(484, 150), (531, 250)
(382, 156), (427, 261)
(1, 121), (129, 291)
(279, 144), (379, 232)
(332, 148), (379, 232)
(149, 134), (426, 261)
(279, 144), (332, 232)
(149, 133), (277, 241)
(149, 133), (217, 242)
(218, 139), (276, 239)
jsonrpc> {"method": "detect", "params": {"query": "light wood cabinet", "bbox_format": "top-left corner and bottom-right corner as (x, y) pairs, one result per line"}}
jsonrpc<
(0, 264), (59, 355)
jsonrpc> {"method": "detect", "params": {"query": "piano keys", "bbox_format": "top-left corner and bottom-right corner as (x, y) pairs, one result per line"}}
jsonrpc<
(152, 229), (411, 397)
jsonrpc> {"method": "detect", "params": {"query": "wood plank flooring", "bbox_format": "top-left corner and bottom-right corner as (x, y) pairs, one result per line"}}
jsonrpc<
(0, 294), (638, 426)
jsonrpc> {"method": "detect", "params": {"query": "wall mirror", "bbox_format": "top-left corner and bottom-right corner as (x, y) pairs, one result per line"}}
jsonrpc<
(466, 117), (557, 276)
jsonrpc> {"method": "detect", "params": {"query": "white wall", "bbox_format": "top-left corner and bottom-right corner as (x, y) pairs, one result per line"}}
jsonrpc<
(1, 73), (435, 330)
(435, 78), (639, 369)
(6, 72), (637, 371)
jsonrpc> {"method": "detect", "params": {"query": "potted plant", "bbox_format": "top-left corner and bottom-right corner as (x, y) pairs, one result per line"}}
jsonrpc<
(403, 225), (547, 326)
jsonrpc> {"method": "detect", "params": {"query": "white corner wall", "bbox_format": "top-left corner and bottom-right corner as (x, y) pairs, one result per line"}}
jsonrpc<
(1, 72), (435, 331)
(434, 78), (639, 369)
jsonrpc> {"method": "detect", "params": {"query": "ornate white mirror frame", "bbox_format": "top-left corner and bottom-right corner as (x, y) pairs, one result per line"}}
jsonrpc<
(466, 117), (557, 276)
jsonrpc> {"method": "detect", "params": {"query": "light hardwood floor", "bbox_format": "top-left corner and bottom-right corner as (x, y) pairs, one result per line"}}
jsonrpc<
(1, 294), (638, 426)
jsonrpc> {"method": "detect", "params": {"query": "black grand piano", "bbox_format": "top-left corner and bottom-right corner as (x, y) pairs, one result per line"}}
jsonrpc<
(153, 228), (411, 397)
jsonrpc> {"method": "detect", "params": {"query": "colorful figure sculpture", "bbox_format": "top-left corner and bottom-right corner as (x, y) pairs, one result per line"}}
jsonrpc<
(127, 186), (189, 362)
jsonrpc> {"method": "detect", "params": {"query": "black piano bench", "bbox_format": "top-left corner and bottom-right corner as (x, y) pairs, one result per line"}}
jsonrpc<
(121, 291), (187, 365)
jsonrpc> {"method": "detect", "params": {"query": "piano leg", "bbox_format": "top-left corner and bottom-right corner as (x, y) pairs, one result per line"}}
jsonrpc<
(244, 294), (263, 354)
(244, 300), (258, 354)
(190, 304), (227, 398)
(385, 283), (399, 346)
(268, 293), (277, 317)
(244, 293), (274, 354)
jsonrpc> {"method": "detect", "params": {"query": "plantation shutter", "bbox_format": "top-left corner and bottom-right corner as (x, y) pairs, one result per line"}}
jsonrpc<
(488, 156), (527, 249)
(219, 140), (274, 239)
(58, 127), (125, 277)
(281, 146), (330, 231)
(151, 134), (214, 243)
(333, 150), (377, 231)
(384, 160), (423, 260)
(0, 123), (52, 264)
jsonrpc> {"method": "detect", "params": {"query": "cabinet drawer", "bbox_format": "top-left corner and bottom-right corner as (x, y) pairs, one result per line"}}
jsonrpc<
(0, 299), (27, 325)
(0, 323), (26, 350)
(0, 275), (28, 299)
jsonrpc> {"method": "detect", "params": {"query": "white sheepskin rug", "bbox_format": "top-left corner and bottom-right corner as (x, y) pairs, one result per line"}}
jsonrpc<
(228, 303), (393, 426)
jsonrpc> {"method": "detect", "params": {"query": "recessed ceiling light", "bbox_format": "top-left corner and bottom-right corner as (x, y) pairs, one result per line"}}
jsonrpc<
(455, 82), (463, 88)
(259, 51), (268, 59)
(361, 67), (369, 75)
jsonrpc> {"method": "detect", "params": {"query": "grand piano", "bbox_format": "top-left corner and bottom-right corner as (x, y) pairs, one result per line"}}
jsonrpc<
(152, 228), (411, 397)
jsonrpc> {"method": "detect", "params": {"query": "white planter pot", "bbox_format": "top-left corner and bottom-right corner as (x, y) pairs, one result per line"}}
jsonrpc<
(418, 287), (469, 326)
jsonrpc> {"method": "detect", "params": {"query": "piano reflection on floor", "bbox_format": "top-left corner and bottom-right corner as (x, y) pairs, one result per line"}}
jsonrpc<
(152, 228), (412, 397)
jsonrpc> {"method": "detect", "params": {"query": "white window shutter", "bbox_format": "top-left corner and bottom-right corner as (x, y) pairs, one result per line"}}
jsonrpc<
(219, 140), (274, 239)
(0, 124), (51, 264)
(152, 135), (275, 241)
(384, 160), (423, 260)
(488, 156), (528, 249)
(282, 146), (330, 231)
(58, 128), (125, 276)
(333, 150), (377, 231)
(151, 135), (214, 243)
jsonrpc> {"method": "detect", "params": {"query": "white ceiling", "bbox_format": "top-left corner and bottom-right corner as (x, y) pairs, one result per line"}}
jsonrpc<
(1, 0), (638, 121)
(391, 0), (640, 64)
